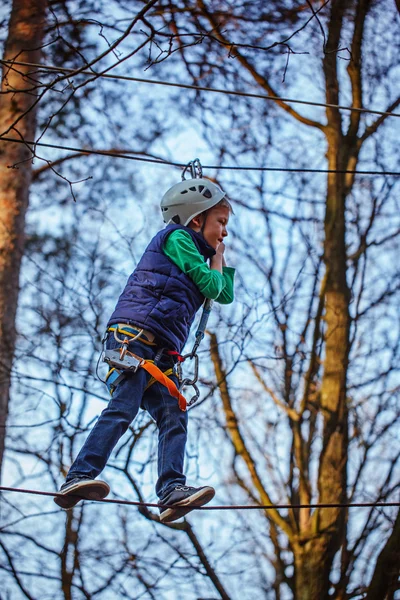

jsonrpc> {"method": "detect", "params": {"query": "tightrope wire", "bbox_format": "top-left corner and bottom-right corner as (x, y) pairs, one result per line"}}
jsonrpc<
(1, 486), (399, 511)
(0, 136), (399, 176)
(1, 59), (399, 120)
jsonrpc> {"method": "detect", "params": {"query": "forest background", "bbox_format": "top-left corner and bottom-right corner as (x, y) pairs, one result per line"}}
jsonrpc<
(0, 1), (399, 599)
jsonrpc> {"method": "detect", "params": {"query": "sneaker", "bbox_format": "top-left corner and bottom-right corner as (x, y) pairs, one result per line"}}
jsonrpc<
(159, 485), (215, 523)
(54, 477), (110, 510)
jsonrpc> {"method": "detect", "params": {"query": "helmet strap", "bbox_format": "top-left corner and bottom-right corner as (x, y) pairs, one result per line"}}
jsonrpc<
(200, 211), (208, 235)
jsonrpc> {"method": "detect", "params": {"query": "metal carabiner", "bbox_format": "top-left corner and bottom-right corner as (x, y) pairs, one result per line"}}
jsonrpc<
(179, 378), (201, 407)
(174, 360), (183, 383)
(182, 158), (203, 180)
(181, 353), (199, 385)
(178, 353), (201, 406)
(187, 383), (200, 407)
(174, 296), (212, 407)
(112, 327), (144, 360)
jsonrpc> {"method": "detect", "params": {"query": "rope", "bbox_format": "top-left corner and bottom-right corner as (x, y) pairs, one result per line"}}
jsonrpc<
(0, 136), (399, 176)
(1, 486), (399, 511)
(1, 60), (399, 120)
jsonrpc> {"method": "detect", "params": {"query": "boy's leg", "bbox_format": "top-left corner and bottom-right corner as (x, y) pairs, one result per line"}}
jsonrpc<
(142, 373), (214, 522)
(142, 376), (188, 500)
(55, 336), (152, 509)
(67, 370), (148, 480)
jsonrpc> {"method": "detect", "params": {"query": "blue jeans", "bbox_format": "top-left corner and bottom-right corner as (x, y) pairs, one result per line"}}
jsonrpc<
(67, 334), (188, 500)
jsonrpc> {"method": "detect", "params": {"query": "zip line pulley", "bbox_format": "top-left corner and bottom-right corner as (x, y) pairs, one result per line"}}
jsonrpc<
(182, 158), (203, 180)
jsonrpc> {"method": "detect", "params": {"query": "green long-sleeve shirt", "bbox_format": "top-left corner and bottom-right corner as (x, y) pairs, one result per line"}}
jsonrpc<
(163, 230), (235, 304)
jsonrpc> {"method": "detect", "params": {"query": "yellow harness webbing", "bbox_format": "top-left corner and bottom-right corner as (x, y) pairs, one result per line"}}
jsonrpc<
(144, 367), (174, 391)
(107, 324), (156, 346)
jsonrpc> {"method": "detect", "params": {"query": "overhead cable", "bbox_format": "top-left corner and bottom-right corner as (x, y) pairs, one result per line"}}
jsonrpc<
(1, 60), (399, 120)
(0, 136), (399, 176)
(0, 486), (399, 511)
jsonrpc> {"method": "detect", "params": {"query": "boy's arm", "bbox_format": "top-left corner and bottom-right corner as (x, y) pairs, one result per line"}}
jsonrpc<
(163, 230), (235, 303)
(215, 266), (235, 304)
(209, 241), (235, 305)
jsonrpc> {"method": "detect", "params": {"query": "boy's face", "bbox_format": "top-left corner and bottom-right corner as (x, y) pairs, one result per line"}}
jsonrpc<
(198, 205), (230, 250)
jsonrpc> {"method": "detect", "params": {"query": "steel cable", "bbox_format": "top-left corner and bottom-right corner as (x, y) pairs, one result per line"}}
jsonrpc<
(1, 486), (399, 511)
(0, 136), (399, 176)
(1, 59), (399, 120)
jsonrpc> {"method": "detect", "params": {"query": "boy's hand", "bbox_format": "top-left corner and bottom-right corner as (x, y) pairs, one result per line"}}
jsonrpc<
(213, 241), (227, 270)
(211, 242), (224, 274)
(217, 241), (227, 267)
(216, 241), (225, 255)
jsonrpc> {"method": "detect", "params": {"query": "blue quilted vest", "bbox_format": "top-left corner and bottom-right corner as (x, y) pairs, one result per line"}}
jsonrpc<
(107, 224), (216, 352)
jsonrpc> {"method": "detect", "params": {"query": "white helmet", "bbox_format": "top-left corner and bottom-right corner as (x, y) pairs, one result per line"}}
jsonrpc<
(160, 177), (226, 226)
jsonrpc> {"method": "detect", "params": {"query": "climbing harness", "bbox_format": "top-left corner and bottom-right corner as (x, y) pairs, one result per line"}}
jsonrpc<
(103, 324), (187, 411)
(102, 296), (213, 410)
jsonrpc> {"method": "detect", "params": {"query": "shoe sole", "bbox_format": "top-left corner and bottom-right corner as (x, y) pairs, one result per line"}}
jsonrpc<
(160, 487), (215, 523)
(54, 480), (110, 510)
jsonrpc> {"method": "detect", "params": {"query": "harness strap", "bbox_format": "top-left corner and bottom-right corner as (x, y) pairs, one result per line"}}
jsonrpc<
(107, 324), (156, 346)
(140, 360), (187, 411)
(105, 352), (187, 411)
(105, 367), (126, 391)
(166, 350), (185, 362)
(144, 367), (174, 391)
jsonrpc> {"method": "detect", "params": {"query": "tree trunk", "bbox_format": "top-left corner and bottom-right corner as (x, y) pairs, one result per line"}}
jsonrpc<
(365, 509), (400, 600)
(0, 0), (47, 478)
(294, 538), (336, 600)
(293, 155), (350, 600)
(294, 2), (351, 595)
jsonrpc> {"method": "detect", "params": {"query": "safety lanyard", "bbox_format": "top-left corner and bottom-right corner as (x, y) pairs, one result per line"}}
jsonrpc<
(175, 298), (214, 407)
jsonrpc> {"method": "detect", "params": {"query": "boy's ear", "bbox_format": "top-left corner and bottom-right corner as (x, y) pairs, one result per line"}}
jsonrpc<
(190, 214), (203, 228)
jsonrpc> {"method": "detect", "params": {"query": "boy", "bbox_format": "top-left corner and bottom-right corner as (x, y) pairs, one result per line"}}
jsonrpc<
(54, 177), (234, 523)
